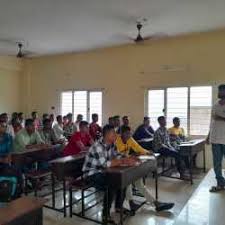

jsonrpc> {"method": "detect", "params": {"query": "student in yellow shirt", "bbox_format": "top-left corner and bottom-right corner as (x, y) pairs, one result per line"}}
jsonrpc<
(116, 125), (174, 212)
(168, 117), (185, 142)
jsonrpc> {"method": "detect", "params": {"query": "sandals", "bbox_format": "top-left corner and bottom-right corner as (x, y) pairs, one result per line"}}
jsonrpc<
(209, 185), (225, 193)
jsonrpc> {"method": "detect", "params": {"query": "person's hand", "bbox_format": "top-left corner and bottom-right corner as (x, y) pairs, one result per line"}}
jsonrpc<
(144, 150), (154, 155)
(122, 157), (140, 166)
(111, 159), (122, 167)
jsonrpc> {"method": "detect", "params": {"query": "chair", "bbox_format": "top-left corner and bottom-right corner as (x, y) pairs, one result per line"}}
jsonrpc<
(69, 176), (102, 223)
(24, 169), (52, 196)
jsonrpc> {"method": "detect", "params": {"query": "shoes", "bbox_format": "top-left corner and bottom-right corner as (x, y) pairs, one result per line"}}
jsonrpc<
(154, 201), (175, 212)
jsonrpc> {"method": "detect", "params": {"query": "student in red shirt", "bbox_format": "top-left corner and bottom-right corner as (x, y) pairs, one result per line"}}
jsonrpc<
(63, 121), (94, 156)
(89, 113), (102, 141)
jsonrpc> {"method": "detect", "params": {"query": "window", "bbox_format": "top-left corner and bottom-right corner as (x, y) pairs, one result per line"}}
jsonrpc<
(147, 86), (212, 136)
(61, 91), (72, 117)
(61, 90), (103, 125)
(167, 87), (188, 131)
(190, 86), (212, 135)
(148, 90), (164, 130)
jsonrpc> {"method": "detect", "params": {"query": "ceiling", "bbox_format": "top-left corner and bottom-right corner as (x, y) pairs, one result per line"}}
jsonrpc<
(0, 0), (225, 56)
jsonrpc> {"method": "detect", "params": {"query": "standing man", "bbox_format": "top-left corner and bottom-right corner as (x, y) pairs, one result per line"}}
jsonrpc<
(208, 84), (225, 192)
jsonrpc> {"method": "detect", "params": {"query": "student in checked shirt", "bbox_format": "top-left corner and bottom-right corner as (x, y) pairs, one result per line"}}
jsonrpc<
(82, 124), (136, 224)
(116, 125), (174, 212)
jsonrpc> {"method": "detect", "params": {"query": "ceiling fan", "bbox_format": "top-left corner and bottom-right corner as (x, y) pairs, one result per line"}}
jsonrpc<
(16, 42), (29, 58)
(131, 22), (167, 43)
(0, 38), (34, 57)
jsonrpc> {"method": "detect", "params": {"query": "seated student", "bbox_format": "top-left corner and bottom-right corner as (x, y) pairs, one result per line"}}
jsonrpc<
(13, 119), (44, 153)
(117, 116), (130, 134)
(39, 118), (62, 145)
(64, 113), (77, 138)
(168, 117), (185, 143)
(18, 112), (25, 128)
(11, 118), (22, 134)
(133, 117), (155, 150)
(89, 113), (102, 141)
(83, 125), (132, 223)
(31, 111), (41, 130)
(153, 116), (186, 178)
(0, 113), (15, 138)
(113, 115), (121, 133)
(116, 125), (174, 212)
(53, 115), (67, 142)
(75, 114), (83, 131)
(0, 153), (23, 202)
(63, 121), (94, 156)
(0, 122), (13, 156)
(108, 117), (115, 127)
(49, 114), (57, 127)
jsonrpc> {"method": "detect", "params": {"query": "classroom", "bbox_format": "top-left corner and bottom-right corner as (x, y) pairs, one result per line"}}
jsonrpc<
(0, 1), (225, 225)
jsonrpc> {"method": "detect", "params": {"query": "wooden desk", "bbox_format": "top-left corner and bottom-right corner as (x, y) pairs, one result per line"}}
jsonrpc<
(105, 158), (158, 225)
(49, 153), (86, 217)
(0, 197), (46, 225)
(179, 139), (206, 184)
(11, 145), (61, 167)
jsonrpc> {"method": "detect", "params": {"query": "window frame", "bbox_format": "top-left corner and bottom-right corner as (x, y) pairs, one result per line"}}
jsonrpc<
(146, 85), (213, 137)
(60, 89), (103, 125)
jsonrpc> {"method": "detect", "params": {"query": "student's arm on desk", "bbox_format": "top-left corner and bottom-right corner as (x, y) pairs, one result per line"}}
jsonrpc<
(110, 158), (137, 167)
(129, 138), (153, 155)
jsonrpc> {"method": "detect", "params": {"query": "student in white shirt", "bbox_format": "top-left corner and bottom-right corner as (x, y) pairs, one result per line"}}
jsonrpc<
(208, 84), (225, 192)
(53, 115), (67, 142)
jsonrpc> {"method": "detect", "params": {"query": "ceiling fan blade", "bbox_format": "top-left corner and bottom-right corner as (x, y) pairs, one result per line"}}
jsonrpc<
(143, 32), (168, 41)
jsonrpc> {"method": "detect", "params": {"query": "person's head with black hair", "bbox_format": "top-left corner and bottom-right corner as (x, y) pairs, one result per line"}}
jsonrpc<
(120, 125), (131, 143)
(173, 117), (180, 128)
(49, 114), (54, 122)
(11, 112), (18, 120)
(122, 116), (129, 126)
(56, 115), (63, 124)
(92, 113), (98, 123)
(43, 118), (52, 130)
(113, 115), (120, 128)
(158, 116), (166, 127)
(25, 119), (35, 134)
(143, 116), (150, 127)
(102, 124), (116, 144)
(218, 84), (225, 99)
(18, 112), (24, 121)
(67, 113), (73, 122)
(31, 111), (38, 120)
(0, 113), (8, 123)
(76, 114), (83, 122)
(108, 117), (114, 127)
(79, 121), (89, 133)
(42, 113), (49, 121)
(0, 121), (7, 136)
(63, 115), (68, 124)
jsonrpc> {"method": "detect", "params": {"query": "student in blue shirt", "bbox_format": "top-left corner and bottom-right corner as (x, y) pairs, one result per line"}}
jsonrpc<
(133, 117), (155, 150)
(0, 122), (13, 155)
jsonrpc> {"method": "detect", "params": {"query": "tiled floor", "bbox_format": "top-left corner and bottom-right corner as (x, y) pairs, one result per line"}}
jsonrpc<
(43, 170), (209, 225)
(174, 169), (225, 225)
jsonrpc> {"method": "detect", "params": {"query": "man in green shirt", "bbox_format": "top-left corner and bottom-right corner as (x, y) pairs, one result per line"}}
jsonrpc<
(13, 119), (44, 153)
